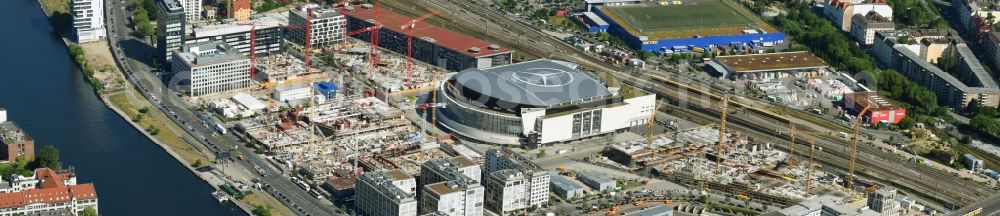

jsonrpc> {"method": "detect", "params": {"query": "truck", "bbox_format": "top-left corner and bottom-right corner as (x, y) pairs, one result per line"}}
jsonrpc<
(214, 123), (227, 134)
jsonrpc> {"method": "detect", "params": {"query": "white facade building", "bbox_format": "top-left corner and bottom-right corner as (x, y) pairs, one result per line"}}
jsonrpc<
(273, 84), (314, 102)
(181, 0), (202, 21)
(172, 41), (252, 97)
(437, 59), (655, 147)
(288, 4), (346, 47)
(71, 0), (106, 43)
(421, 180), (485, 216)
(0, 168), (99, 216)
(356, 169), (418, 216)
(484, 170), (527, 215)
(483, 149), (549, 214)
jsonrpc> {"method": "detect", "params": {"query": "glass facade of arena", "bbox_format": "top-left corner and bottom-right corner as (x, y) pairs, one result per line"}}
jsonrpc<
(439, 84), (524, 137)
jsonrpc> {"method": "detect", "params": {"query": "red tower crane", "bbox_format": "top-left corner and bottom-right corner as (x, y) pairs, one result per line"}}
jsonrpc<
(237, 8), (313, 78)
(346, 24), (383, 70)
(399, 10), (440, 86)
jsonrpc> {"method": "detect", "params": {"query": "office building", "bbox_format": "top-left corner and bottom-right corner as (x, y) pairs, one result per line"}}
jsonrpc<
(71, 0), (106, 43)
(0, 110), (33, 162)
(187, 16), (285, 56)
(288, 4), (346, 48)
(356, 169), (418, 216)
(867, 187), (900, 216)
(157, 0), (187, 66)
(483, 149), (549, 211)
(0, 168), (99, 215)
(171, 41), (252, 97)
(421, 178), (484, 216)
(419, 156), (483, 216)
(343, 6), (513, 71)
(420, 156), (481, 186)
(436, 59), (655, 146)
(483, 169), (526, 215)
(181, 0), (202, 21)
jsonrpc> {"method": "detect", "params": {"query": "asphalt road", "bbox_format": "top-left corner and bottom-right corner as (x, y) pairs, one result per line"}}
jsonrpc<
(103, 1), (335, 215)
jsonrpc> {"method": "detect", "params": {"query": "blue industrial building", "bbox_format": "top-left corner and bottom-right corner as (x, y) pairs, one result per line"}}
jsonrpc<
(592, 7), (785, 54)
(576, 12), (610, 33)
(316, 82), (337, 99)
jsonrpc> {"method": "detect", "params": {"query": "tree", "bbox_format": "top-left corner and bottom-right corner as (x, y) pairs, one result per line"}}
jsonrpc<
(80, 207), (98, 216)
(192, 159), (203, 168)
(252, 205), (272, 216)
(35, 145), (62, 170)
(537, 149), (547, 157)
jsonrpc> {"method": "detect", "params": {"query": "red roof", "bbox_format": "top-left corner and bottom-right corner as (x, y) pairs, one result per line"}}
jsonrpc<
(342, 7), (512, 58)
(0, 168), (97, 208)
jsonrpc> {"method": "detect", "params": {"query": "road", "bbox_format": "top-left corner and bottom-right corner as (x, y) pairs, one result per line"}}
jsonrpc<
(103, 1), (335, 215)
(402, 0), (995, 208)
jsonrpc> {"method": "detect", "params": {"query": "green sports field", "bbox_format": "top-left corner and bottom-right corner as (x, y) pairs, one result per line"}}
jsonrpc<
(599, 0), (775, 39)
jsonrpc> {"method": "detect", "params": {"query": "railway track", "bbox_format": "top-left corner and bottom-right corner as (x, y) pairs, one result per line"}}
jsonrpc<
(380, 0), (993, 207)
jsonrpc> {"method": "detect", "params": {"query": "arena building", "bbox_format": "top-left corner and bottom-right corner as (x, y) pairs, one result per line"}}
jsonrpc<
(591, 0), (785, 54)
(436, 59), (655, 147)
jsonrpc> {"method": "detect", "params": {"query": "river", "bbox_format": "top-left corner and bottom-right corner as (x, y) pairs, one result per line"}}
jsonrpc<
(0, 1), (245, 215)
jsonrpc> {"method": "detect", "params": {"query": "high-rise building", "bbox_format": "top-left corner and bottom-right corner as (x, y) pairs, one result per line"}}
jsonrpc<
(0, 168), (99, 215)
(421, 179), (484, 216)
(171, 41), (252, 97)
(229, 0), (251, 21)
(420, 156), (481, 186)
(71, 0), (106, 43)
(187, 17), (285, 56)
(181, 0), (202, 21)
(288, 4), (346, 48)
(419, 156), (484, 216)
(867, 187), (900, 216)
(483, 149), (549, 210)
(483, 170), (526, 215)
(157, 0), (186, 66)
(356, 169), (418, 216)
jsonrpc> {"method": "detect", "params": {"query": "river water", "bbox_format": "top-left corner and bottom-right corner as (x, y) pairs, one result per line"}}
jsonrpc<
(0, 1), (245, 215)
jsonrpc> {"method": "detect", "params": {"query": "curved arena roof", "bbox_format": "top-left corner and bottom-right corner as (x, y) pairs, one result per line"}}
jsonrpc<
(451, 60), (612, 107)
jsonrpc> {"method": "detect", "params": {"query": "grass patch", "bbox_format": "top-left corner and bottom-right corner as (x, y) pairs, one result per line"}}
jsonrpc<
(108, 90), (209, 165)
(598, 0), (776, 39)
(243, 192), (296, 216)
(39, 0), (69, 14)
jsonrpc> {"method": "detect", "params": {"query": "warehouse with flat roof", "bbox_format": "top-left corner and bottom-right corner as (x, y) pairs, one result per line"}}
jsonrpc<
(342, 5), (513, 71)
(710, 51), (829, 80)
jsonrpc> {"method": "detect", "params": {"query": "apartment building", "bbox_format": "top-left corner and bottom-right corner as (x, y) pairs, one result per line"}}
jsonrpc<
(356, 169), (418, 216)
(71, 0), (106, 43)
(288, 4), (346, 48)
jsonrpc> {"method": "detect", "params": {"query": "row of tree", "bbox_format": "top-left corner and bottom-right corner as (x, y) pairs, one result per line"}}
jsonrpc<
(771, 1), (947, 120)
(130, 0), (157, 42)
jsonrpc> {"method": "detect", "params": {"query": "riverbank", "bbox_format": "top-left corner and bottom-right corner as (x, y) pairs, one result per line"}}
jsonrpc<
(34, 1), (261, 215)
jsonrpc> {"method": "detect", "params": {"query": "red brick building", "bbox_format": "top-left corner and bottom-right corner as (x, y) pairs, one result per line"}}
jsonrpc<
(0, 121), (34, 162)
(0, 168), (99, 214)
(843, 91), (906, 124)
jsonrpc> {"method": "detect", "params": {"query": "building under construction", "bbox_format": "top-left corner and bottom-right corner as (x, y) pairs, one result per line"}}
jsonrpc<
(342, 5), (514, 71)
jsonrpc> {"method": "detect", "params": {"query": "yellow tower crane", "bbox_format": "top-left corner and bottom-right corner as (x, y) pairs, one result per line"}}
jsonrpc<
(847, 106), (870, 191)
(647, 100), (662, 150)
(716, 94), (729, 172)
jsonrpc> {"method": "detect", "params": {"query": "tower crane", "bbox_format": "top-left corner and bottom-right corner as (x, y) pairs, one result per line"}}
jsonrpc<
(716, 94), (729, 172)
(399, 10), (441, 87)
(847, 105), (870, 191)
(346, 24), (384, 71)
(647, 100), (662, 150)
